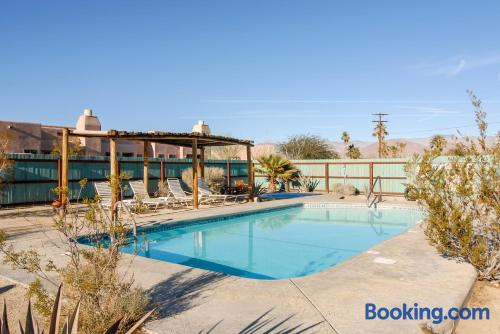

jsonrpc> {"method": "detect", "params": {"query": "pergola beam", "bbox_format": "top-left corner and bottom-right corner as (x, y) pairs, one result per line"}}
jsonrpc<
(67, 129), (254, 148)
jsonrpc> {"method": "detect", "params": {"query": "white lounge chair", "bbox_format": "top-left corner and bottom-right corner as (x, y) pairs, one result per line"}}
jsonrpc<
(167, 178), (209, 206)
(94, 181), (135, 209)
(129, 180), (171, 211)
(198, 178), (246, 204)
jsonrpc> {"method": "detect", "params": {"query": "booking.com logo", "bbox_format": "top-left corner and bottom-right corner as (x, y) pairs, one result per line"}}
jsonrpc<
(365, 303), (490, 324)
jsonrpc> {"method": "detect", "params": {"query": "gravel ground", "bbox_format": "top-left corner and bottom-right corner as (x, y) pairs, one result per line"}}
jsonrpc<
(0, 276), (44, 330)
(455, 280), (500, 334)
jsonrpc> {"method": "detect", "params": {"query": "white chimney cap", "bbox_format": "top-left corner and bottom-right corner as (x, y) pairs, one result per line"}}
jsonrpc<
(83, 108), (93, 116)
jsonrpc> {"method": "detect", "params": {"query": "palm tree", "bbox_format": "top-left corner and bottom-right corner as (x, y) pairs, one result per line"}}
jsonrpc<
(255, 155), (298, 192)
(346, 144), (361, 159)
(430, 135), (447, 155)
(341, 131), (350, 158)
(372, 122), (388, 140)
(372, 122), (388, 158)
(341, 131), (350, 145)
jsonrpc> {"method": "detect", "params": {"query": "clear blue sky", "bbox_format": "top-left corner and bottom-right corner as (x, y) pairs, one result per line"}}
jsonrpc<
(1, 1), (499, 143)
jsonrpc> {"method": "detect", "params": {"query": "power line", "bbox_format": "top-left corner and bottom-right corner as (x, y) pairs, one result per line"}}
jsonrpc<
(391, 121), (500, 135)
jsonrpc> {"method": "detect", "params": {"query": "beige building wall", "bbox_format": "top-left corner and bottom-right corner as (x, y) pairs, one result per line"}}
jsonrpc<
(0, 109), (201, 158)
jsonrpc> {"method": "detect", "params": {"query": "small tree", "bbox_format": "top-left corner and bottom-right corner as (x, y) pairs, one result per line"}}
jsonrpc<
(255, 155), (298, 192)
(406, 91), (499, 282)
(279, 134), (339, 160)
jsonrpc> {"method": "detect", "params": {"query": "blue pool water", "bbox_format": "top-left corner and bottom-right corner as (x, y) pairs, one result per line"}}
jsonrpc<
(84, 205), (422, 280)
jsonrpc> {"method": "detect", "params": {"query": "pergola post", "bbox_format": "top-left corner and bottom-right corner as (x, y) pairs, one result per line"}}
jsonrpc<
(246, 145), (253, 197)
(143, 140), (149, 193)
(192, 139), (199, 209)
(199, 147), (205, 179)
(110, 138), (118, 218)
(61, 128), (69, 208)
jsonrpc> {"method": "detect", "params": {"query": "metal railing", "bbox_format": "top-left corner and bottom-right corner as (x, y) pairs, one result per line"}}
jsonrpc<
(366, 176), (382, 208)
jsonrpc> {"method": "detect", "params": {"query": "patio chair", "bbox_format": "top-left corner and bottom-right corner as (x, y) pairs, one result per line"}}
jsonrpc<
(166, 178), (208, 206)
(198, 178), (246, 204)
(129, 180), (171, 211)
(94, 181), (135, 209)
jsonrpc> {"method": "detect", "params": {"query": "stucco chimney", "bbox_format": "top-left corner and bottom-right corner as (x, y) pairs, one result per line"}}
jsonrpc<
(76, 108), (102, 155)
(192, 120), (211, 135)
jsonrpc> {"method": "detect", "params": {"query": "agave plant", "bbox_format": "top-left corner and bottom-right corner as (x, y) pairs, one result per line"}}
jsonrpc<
(0, 285), (154, 334)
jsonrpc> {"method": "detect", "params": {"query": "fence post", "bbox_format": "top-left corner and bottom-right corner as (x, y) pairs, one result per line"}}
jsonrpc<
(57, 158), (62, 201)
(369, 162), (374, 192)
(160, 160), (165, 183)
(226, 160), (231, 190)
(324, 163), (329, 193)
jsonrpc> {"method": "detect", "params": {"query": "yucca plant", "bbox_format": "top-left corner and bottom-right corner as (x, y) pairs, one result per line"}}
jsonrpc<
(1, 285), (154, 334)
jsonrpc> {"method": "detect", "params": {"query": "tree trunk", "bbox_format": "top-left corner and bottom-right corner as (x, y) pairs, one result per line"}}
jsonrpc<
(269, 176), (275, 192)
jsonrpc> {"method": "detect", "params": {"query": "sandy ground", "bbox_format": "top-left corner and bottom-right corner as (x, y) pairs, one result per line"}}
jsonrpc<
(455, 280), (500, 334)
(0, 276), (44, 330)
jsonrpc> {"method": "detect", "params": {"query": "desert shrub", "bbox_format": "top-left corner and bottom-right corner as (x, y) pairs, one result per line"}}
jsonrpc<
(298, 175), (320, 192)
(181, 167), (225, 193)
(0, 177), (150, 333)
(406, 91), (499, 282)
(155, 180), (169, 197)
(130, 193), (149, 213)
(331, 183), (358, 196)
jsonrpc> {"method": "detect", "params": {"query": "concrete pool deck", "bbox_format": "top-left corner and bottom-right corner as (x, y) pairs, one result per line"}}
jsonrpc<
(0, 195), (478, 334)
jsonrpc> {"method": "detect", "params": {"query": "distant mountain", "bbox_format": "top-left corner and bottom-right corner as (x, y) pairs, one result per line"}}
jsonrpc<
(249, 135), (497, 159)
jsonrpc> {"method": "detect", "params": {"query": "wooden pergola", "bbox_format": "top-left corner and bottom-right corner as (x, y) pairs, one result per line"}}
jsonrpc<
(60, 128), (254, 213)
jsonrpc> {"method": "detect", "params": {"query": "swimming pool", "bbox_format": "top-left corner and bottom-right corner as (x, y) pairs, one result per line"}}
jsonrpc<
(83, 204), (423, 280)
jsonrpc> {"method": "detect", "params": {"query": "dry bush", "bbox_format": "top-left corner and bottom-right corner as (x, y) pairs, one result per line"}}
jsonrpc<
(406, 91), (499, 282)
(181, 167), (225, 193)
(0, 177), (150, 333)
(331, 183), (358, 196)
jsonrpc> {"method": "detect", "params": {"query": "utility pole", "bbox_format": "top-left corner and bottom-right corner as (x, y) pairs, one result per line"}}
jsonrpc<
(372, 113), (388, 158)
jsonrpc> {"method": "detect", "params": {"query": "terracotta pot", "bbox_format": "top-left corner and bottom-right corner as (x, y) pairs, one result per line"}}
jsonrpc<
(52, 199), (62, 208)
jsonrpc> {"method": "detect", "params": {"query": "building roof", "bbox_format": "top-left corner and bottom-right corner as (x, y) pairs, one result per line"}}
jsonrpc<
(69, 129), (254, 147)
